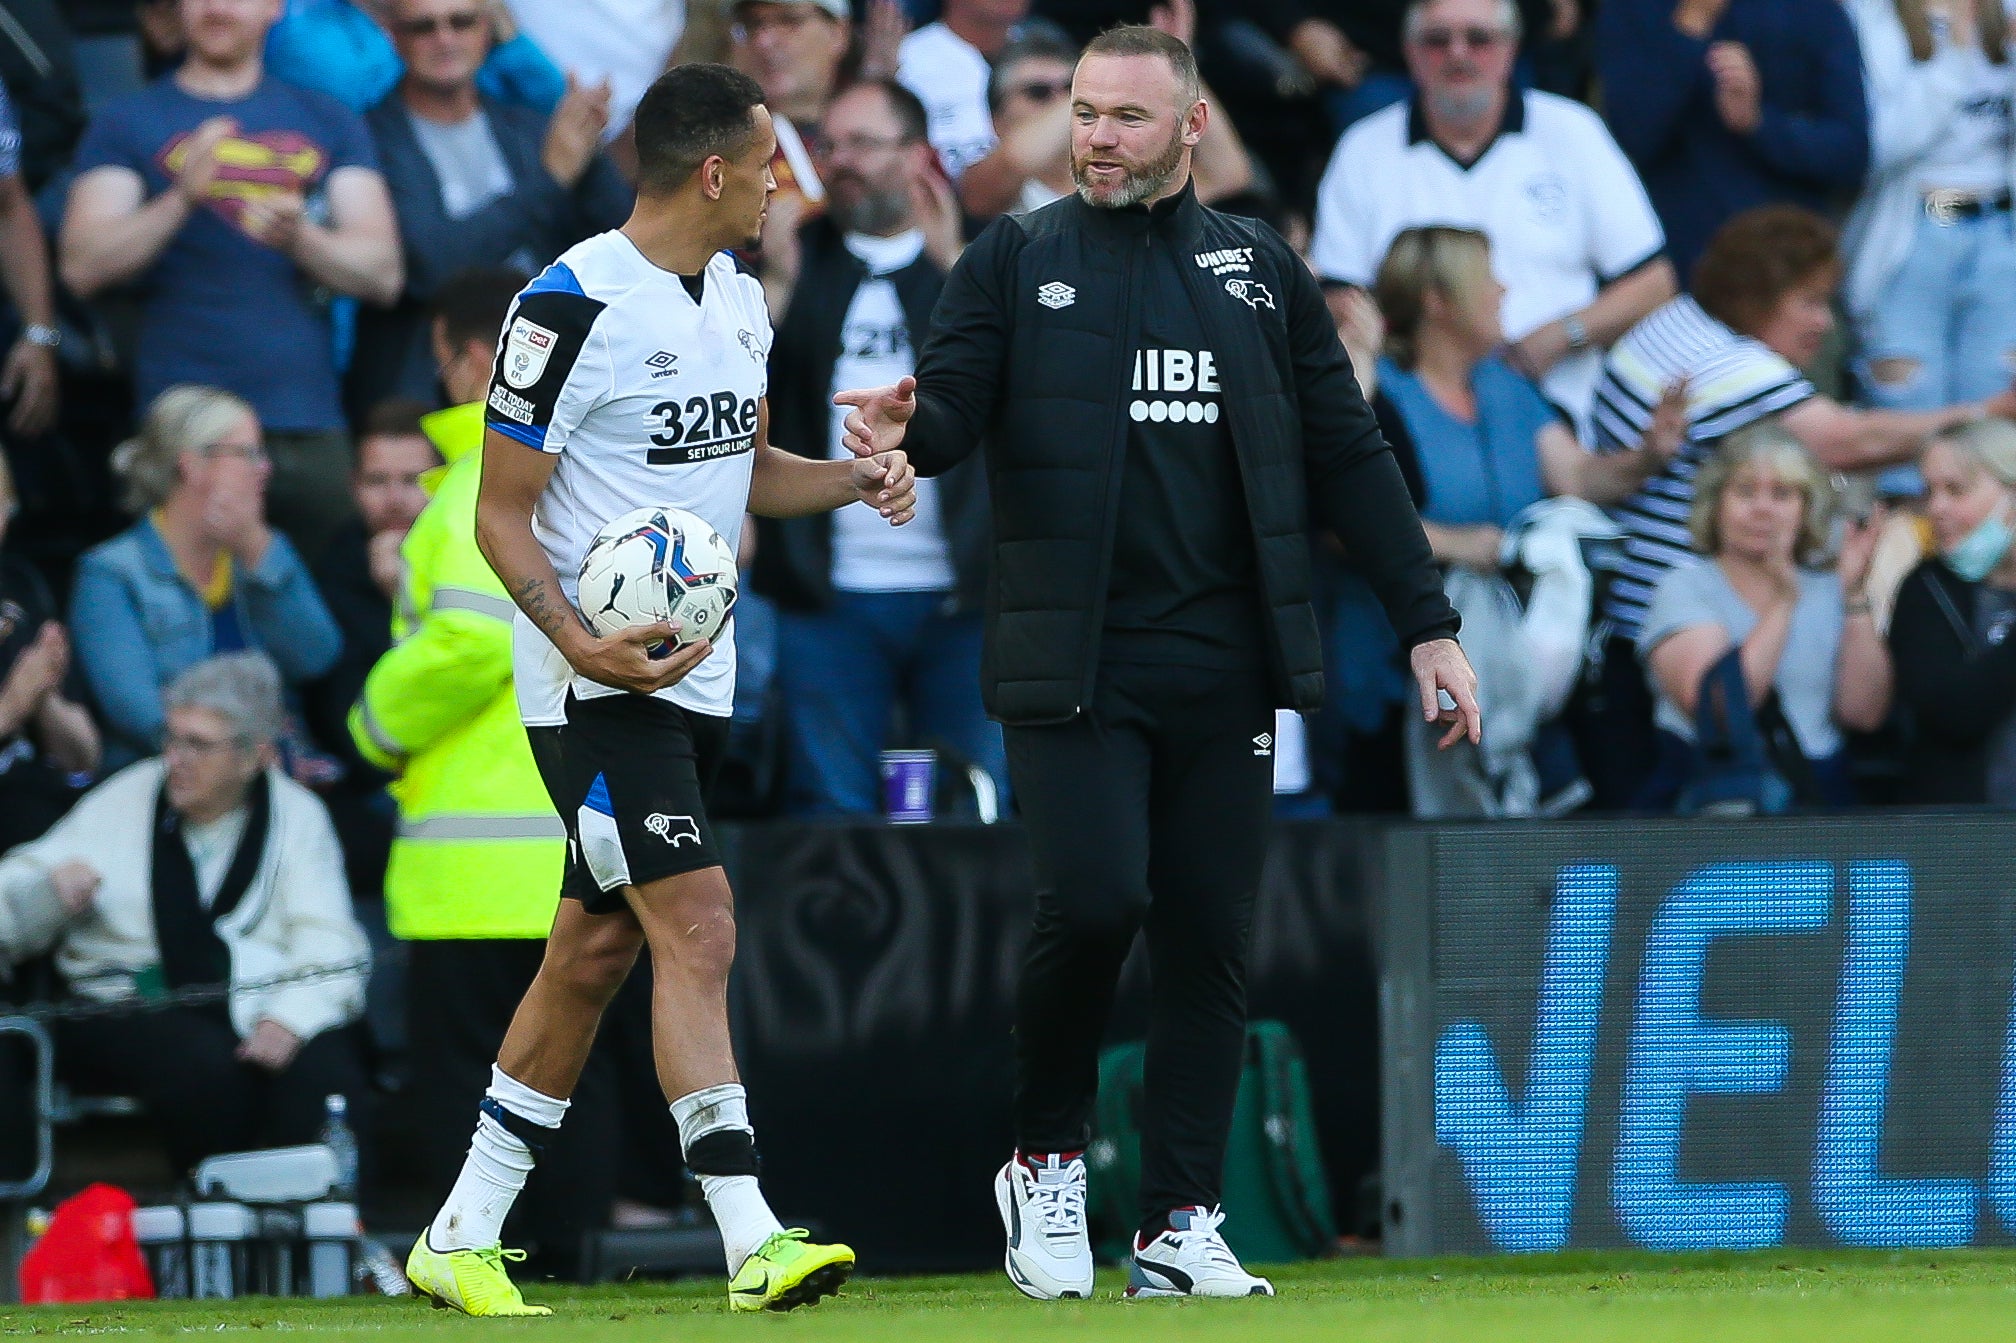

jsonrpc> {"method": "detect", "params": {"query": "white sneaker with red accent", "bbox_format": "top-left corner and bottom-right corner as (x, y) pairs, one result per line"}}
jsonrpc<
(1126, 1206), (1275, 1298)
(994, 1153), (1095, 1300)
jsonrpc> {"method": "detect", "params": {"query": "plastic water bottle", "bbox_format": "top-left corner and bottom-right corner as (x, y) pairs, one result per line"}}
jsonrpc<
(320, 1094), (358, 1199)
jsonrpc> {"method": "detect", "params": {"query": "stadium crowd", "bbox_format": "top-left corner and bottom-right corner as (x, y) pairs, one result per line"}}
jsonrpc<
(3, 0), (2016, 1274)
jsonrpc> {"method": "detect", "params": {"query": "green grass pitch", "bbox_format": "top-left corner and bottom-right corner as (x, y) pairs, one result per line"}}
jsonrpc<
(9, 1250), (2016, 1341)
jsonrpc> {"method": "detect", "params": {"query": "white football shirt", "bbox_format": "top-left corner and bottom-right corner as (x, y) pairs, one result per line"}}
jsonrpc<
(1310, 91), (1665, 436)
(897, 22), (997, 179)
(487, 229), (771, 724)
(826, 229), (954, 593)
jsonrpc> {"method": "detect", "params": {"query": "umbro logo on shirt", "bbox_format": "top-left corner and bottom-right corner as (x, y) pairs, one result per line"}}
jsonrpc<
(646, 350), (678, 377)
(1036, 281), (1076, 310)
(1253, 733), (1273, 757)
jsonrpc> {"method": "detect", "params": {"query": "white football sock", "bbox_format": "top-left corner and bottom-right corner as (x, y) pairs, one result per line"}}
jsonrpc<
(671, 1083), (783, 1274)
(427, 1066), (569, 1252)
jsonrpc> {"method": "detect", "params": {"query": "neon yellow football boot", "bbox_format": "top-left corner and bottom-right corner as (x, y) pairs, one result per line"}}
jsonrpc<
(726, 1228), (856, 1312)
(406, 1235), (553, 1317)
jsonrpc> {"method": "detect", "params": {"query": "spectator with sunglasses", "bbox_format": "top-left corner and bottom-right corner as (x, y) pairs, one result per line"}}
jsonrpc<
(266, 0), (566, 115)
(1312, 0), (1677, 440)
(964, 31), (1078, 219)
(959, 5), (1254, 222)
(350, 0), (631, 411)
(1242, 0), (1574, 133)
(732, 0), (852, 317)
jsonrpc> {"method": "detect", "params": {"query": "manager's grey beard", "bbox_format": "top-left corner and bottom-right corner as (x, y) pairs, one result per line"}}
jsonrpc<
(1074, 129), (1186, 210)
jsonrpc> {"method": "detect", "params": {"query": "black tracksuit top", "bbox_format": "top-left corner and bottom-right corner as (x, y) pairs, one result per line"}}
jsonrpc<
(901, 180), (1458, 726)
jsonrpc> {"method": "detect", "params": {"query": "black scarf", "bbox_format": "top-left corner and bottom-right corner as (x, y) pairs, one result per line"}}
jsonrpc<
(149, 771), (272, 992)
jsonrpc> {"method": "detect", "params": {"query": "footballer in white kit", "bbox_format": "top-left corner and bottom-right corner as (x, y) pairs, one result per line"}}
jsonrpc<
(494, 231), (769, 902)
(403, 64), (916, 1319)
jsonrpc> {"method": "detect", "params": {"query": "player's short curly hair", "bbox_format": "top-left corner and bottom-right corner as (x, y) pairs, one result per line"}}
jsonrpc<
(633, 62), (768, 196)
(1691, 205), (1841, 338)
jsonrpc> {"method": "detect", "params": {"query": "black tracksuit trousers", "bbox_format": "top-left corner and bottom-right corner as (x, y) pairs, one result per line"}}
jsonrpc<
(1006, 660), (1276, 1226)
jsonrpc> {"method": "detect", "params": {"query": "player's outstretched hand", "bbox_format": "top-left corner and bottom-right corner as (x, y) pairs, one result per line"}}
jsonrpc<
(1411, 636), (1482, 750)
(571, 621), (712, 694)
(835, 376), (917, 456)
(849, 448), (917, 525)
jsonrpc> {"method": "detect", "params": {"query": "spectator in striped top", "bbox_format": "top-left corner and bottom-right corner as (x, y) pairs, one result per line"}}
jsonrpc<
(1575, 204), (2016, 806)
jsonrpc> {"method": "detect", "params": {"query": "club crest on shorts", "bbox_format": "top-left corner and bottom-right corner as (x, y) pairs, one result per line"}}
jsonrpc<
(502, 315), (557, 388)
(1037, 280), (1076, 310)
(644, 813), (702, 846)
(1224, 279), (1275, 311)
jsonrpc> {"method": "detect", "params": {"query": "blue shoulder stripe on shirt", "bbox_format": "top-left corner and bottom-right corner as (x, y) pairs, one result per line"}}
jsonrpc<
(523, 261), (585, 299)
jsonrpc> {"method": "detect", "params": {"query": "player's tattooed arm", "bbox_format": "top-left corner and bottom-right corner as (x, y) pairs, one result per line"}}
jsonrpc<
(512, 573), (585, 641)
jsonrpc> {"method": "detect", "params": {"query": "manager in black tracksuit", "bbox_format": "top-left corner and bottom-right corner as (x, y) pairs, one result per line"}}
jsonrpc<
(839, 26), (1479, 1291)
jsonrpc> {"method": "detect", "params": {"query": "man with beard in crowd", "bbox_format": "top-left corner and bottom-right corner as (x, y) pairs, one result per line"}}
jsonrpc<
(838, 25), (1476, 1301)
(755, 78), (1002, 815)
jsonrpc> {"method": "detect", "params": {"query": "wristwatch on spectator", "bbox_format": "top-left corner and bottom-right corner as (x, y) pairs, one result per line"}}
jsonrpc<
(1563, 314), (1590, 352)
(21, 324), (58, 349)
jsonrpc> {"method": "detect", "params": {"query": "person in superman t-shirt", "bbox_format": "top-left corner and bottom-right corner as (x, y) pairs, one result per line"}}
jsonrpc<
(61, 0), (402, 562)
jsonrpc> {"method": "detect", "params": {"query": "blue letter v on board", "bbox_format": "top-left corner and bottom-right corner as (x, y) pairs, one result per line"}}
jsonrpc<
(1436, 864), (1619, 1251)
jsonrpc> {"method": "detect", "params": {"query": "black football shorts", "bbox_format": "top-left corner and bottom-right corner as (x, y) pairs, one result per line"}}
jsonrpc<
(527, 691), (730, 914)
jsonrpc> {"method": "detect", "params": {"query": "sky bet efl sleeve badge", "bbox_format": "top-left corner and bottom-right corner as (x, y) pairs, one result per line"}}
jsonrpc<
(503, 315), (559, 389)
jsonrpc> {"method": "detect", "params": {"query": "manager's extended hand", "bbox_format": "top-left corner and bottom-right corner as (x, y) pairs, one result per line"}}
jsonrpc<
(1412, 637), (1482, 750)
(835, 375), (917, 457)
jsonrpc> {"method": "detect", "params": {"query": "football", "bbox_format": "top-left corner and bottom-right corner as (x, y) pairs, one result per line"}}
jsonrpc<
(575, 505), (738, 652)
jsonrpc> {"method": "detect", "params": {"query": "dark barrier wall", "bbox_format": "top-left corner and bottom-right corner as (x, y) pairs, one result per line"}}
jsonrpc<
(726, 819), (1379, 1271)
(1379, 815), (2016, 1257)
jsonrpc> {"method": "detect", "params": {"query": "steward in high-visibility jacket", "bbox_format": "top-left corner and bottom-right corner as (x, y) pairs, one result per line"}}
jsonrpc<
(348, 401), (564, 940)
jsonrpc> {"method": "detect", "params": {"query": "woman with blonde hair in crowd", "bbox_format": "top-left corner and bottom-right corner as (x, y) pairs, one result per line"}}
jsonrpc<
(1372, 224), (1664, 564)
(1361, 226), (1680, 813)
(1888, 416), (2016, 803)
(69, 385), (341, 768)
(1636, 419), (1890, 809)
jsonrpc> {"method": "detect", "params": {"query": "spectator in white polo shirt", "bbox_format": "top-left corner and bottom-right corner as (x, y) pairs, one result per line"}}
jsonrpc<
(1311, 0), (1678, 437)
